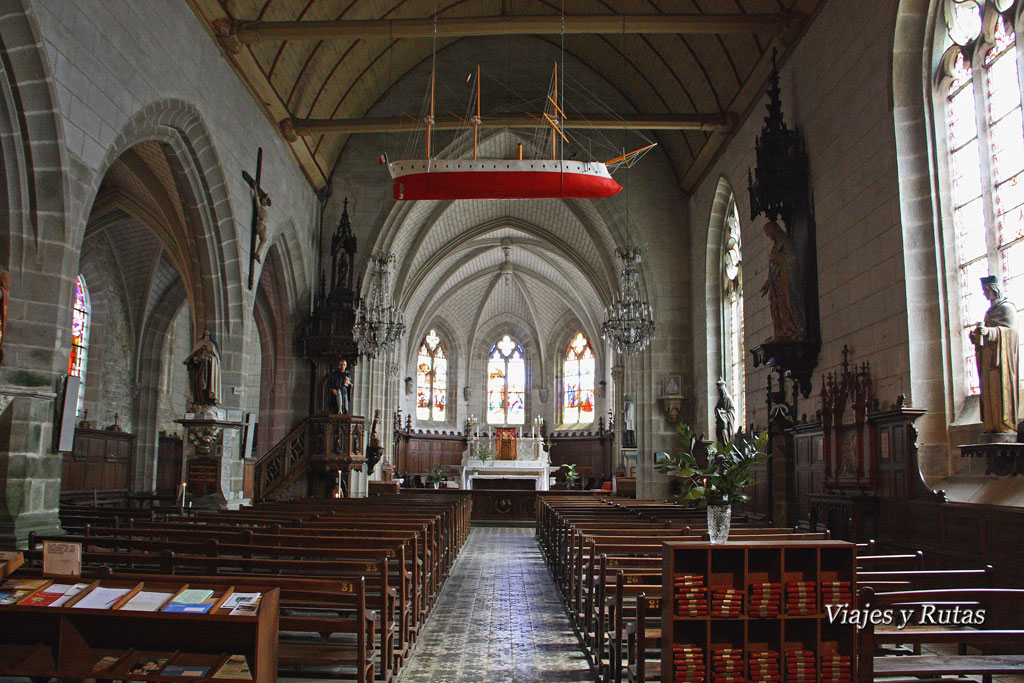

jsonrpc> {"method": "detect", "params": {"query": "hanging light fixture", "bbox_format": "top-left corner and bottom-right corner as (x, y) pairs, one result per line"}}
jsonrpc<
(602, 246), (655, 355)
(353, 250), (405, 358)
(500, 238), (513, 287)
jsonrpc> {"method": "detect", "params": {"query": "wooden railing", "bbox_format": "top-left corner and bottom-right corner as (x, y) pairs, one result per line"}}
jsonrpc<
(253, 419), (310, 502)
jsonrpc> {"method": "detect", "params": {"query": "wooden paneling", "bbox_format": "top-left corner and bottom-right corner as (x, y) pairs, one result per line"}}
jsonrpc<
(548, 432), (613, 483)
(61, 428), (135, 495)
(155, 434), (183, 496)
(394, 431), (467, 475)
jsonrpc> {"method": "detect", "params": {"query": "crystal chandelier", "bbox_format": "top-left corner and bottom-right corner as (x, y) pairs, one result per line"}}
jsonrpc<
(354, 250), (405, 358)
(602, 246), (655, 355)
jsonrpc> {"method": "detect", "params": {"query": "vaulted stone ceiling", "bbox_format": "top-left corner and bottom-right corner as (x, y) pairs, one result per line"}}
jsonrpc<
(190, 0), (821, 191)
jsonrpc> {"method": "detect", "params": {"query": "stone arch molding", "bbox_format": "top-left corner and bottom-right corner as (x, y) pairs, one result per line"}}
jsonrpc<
(79, 100), (242, 345)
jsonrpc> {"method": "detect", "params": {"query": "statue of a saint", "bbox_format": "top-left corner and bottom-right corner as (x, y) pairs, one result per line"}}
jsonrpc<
(327, 359), (353, 415)
(0, 269), (10, 362)
(715, 379), (737, 445)
(970, 276), (1019, 433)
(760, 220), (806, 341)
(184, 328), (221, 409)
(623, 394), (636, 447)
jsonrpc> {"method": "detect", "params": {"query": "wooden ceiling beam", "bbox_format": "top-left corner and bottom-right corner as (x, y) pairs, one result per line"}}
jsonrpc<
(216, 13), (798, 48)
(284, 113), (735, 138)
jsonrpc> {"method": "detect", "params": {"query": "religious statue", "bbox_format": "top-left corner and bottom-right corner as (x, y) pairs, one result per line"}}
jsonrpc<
(251, 184), (270, 264)
(623, 394), (636, 447)
(327, 359), (353, 415)
(184, 328), (221, 409)
(715, 379), (737, 445)
(970, 276), (1019, 433)
(0, 269), (10, 363)
(759, 220), (806, 341)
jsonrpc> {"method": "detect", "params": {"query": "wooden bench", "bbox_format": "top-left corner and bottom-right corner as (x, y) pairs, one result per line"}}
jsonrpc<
(858, 587), (1024, 683)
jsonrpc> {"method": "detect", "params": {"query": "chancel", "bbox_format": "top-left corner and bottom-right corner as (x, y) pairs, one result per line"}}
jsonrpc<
(1, 1), (1024, 682)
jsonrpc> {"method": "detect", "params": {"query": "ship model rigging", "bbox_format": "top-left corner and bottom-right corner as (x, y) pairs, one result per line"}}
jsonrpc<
(383, 62), (656, 201)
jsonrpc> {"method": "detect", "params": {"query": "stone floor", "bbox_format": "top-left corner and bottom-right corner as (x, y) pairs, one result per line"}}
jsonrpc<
(397, 526), (593, 683)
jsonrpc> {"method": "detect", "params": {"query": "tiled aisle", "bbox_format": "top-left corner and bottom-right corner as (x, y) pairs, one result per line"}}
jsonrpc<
(398, 526), (593, 683)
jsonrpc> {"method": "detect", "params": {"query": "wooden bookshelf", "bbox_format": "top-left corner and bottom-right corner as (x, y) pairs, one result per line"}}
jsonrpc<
(0, 579), (277, 682)
(661, 541), (856, 683)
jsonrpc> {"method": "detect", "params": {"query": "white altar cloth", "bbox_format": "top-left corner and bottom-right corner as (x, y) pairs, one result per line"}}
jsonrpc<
(460, 461), (552, 490)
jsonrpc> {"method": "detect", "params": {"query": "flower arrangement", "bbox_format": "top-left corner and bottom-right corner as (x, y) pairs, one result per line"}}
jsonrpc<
(562, 463), (580, 487)
(655, 423), (769, 507)
(426, 464), (449, 487)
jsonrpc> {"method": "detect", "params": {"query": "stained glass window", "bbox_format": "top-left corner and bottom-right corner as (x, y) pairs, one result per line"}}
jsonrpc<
(723, 198), (746, 425)
(941, 5), (1024, 395)
(68, 275), (90, 416)
(562, 332), (595, 425)
(487, 334), (525, 425)
(415, 329), (447, 421)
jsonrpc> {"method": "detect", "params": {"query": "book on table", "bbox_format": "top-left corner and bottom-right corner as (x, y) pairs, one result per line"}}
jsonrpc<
(71, 586), (129, 610)
(162, 589), (215, 614)
(213, 655), (252, 680)
(121, 590), (175, 612)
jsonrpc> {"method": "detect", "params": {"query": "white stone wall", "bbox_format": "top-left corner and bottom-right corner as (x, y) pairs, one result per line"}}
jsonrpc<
(29, 0), (318, 392)
(690, 1), (912, 447)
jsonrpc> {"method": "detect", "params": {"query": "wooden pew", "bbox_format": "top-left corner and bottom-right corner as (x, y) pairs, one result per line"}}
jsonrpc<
(858, 587), (1024, 683)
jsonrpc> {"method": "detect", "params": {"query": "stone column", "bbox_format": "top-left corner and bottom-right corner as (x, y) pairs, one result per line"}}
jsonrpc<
(0, 383), (62, 545)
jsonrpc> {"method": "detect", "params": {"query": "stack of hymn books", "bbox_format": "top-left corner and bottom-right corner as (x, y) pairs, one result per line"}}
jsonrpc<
(821, 580), (852, 607)
(673, 574), (707, 618)
(710, 587), (743, 618)
(821, 652), (852, 682)
(748, 650), (781, 683)
(748, 582), (781, 618)
(710, 647), (743, 683)
(671, 645), (705, 683)
(785, 580), (818, 615)
(785, 649), (816, 682)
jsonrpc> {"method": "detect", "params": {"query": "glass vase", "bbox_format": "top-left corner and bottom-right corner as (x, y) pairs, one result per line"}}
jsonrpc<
(706, 504), (732, 544)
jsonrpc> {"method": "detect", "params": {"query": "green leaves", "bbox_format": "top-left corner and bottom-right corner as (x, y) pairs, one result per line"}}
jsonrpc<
(654, 423), (771, 508)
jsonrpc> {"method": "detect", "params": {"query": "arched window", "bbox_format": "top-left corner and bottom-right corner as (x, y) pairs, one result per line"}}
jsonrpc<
(415, 329), (447, 421)
(938, 2), (1024, 395)
(722, 198), (746, 424)
(68, 275), (91, 416)
(487, 334), (525, 425)
(562, 331), (595, 425)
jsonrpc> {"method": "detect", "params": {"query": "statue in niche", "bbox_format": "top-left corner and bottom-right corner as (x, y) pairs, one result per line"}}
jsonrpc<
(623, 395), (636, 447)
(714, 379), (737, 445)
(327, 359), (353, 415)
(760, 220), (806, 341)
(0, 269), (10, 363)
(184, 328), (222, 410)
(970, 275), (1019, 433)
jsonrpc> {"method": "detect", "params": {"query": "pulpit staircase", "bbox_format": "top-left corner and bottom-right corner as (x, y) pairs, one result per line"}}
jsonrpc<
(252, 419), (310, 501)
(252, 414), (371, 501)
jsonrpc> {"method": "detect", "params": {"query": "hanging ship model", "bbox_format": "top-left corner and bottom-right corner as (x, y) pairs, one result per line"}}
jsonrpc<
(383, 64), (655, 201)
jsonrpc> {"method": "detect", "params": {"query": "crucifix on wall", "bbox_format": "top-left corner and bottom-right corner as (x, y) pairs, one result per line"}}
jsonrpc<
(243, 148), (272, 290)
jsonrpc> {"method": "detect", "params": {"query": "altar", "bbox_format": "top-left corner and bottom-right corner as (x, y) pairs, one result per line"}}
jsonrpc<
(460, 432), (552, 490)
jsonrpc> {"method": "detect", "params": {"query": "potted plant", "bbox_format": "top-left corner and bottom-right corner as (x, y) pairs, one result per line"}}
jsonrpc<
(561, 463), (581, 489)
(426, 464), (448, 489)
(655, 423), (769, 543)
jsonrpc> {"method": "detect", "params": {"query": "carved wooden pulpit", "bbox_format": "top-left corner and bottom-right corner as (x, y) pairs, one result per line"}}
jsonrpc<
(495, 428), (518, 460)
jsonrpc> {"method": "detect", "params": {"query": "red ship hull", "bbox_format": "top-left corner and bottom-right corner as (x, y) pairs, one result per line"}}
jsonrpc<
(389, 160), (622, 200)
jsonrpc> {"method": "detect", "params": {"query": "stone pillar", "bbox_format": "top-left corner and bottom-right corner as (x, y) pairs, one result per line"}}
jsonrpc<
(0, 383), (62, 545)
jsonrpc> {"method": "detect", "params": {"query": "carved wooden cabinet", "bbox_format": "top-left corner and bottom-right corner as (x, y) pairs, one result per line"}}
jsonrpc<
(62, 428), (136, 496)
